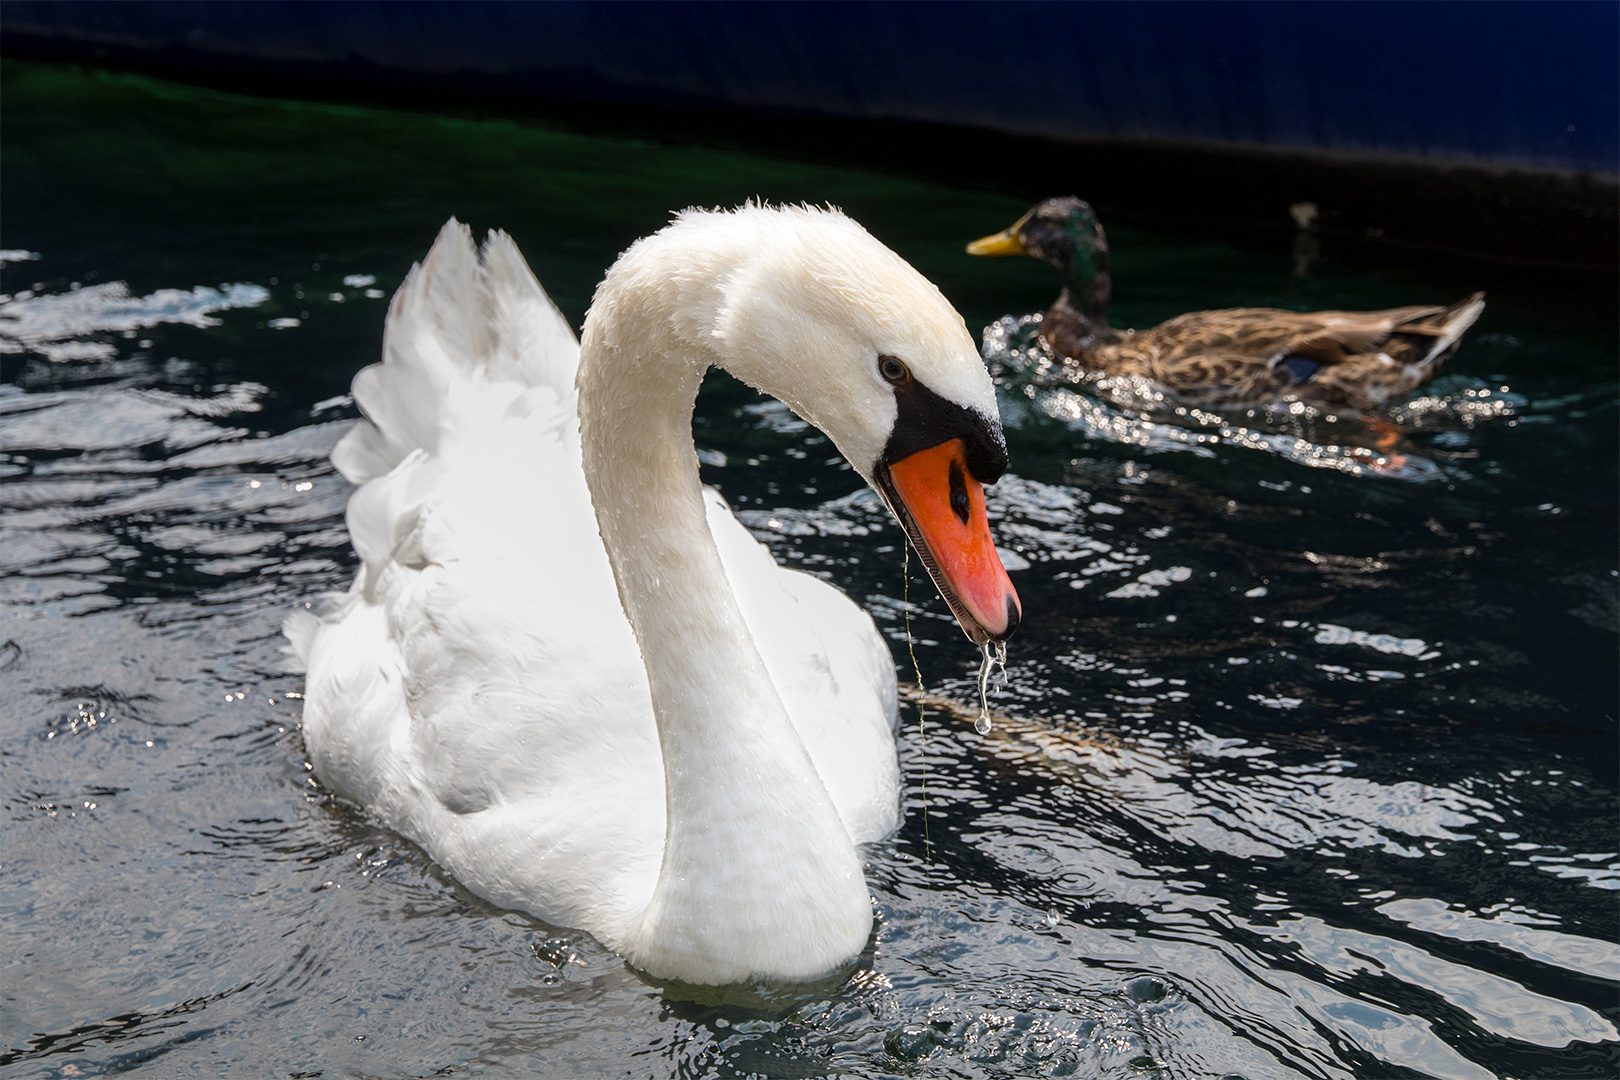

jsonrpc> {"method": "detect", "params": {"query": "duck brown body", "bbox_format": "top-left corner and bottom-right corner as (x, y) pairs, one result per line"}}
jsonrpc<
(1045, 294), (1487, 414)
(972, 197), (1485, 415)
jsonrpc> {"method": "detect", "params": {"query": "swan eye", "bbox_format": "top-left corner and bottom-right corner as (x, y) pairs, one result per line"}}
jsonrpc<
(879, 356), (909, 384)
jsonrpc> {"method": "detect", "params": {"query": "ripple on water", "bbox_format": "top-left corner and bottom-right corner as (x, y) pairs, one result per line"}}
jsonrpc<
(1, 137), (1615, 1079)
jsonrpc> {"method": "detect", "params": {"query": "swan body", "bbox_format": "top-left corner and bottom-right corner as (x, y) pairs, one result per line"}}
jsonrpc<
(289, 207), (1020, 984)
(969, 197), (1485, 413)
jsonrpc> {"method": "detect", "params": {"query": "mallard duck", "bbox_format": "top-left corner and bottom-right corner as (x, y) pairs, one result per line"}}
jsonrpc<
(968, 197), (1485, 414)
(286, 207), (1021, 986)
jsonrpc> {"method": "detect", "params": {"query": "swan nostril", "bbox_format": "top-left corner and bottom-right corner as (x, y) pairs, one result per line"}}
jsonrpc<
(948, 460), (970, 525)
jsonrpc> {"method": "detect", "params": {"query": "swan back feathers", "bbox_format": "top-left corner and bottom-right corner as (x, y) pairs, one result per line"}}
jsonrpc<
(332, 219), (581, 487)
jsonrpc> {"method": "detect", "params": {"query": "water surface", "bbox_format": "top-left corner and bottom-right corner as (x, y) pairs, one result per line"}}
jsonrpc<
(2, 63), (1616, 1079)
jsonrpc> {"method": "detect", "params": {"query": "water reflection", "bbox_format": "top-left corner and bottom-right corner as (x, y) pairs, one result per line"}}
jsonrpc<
(1, 231), (1614, 1078)
(0, 278), (268, 362)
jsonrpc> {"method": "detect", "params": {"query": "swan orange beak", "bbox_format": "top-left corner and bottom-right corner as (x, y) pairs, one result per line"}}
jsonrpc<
(877, 438), (1021, 644)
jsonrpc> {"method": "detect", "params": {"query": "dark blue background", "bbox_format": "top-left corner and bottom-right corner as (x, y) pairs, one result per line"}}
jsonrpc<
(5, 0), (1616, 174)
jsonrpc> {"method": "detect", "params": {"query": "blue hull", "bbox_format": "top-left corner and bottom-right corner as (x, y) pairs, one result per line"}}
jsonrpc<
(3, 0), (1615, 175)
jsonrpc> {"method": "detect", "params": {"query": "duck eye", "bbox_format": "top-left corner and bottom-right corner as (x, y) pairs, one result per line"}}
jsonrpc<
(879, 356), (909, 384)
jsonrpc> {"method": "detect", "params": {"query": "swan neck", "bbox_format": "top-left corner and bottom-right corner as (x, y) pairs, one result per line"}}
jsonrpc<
(576, 335), (769, 753)
(574, 293), (871, 983)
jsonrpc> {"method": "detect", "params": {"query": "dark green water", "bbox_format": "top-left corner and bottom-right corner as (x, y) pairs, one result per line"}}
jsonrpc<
(2, 62), (1616, 1079)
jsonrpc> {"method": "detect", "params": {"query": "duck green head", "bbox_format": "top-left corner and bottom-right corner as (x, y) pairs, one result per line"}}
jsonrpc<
(967, 197), (1110, 319)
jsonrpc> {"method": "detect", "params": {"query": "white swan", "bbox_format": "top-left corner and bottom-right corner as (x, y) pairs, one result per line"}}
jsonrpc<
(287, 205), (1020, 985)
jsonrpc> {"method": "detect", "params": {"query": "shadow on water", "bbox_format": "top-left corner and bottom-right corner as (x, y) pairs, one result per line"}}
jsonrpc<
(1, 60), (1615, 1079)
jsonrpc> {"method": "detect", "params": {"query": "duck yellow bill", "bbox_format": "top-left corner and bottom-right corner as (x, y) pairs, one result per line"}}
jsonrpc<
(965, 227), (1027, 258)
(879, 439), (1021, 644)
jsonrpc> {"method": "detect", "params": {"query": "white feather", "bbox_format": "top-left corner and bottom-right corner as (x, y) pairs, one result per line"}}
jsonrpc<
(289, 209), (1003, 984)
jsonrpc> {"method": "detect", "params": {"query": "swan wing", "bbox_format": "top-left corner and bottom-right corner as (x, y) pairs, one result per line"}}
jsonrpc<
(332, 220), (580, 488)
(294, 223), (662, 941)
(706, 490), (900, 845)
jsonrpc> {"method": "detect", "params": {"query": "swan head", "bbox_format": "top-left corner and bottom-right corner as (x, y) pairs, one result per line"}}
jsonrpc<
(601, 204), (1021, 643)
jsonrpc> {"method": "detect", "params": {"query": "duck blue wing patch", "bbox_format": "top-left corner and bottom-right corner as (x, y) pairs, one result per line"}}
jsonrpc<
(1277, 355), (1321, 383)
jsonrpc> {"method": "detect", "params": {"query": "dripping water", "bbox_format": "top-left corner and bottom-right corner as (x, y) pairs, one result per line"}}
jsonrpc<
(975, 641), (1008, 735)
(902, 544), (931, 862)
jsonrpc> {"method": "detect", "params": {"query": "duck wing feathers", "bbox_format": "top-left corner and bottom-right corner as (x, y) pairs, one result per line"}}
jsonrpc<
(1096, 292), (1485, 412)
